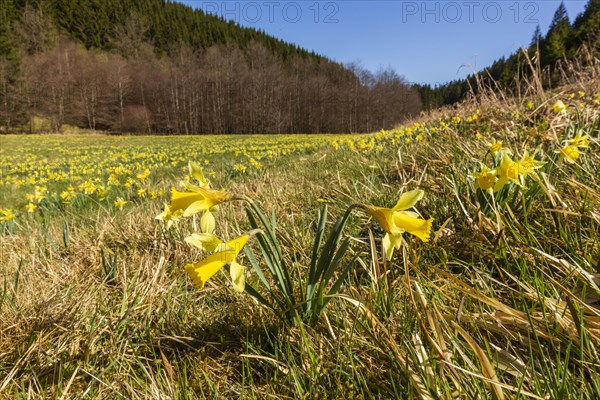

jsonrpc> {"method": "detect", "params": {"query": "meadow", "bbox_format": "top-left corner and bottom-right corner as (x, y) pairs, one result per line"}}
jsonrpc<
(0, 89), (599, 399)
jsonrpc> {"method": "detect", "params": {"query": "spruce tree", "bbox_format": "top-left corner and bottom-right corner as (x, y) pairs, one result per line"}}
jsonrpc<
(543, 2), (571, 65)
(530, 25), (543, 47)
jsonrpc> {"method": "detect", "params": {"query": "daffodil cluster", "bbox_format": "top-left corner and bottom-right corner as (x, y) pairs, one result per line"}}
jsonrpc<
(558, 130), (590, 164)
(472, 147), (545, 193)
(2, 133), (354, 220)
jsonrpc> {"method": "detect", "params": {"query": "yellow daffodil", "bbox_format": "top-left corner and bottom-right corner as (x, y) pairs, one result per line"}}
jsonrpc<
(234, 164), (247, 173)
(0, 208), (15, 222)
(364, 189), (433, 260)
(178, 162), (222, 233)
(169, 187), (231, 218)
(155, 203), (183, 229)
(516, 150), (545, 182)
(552, 100), (567, 114)
(25, 203), (38, 213)
(60, 190), (76, 202)
(494, 153), (520, 192)
(185, 161), (210, 188)
(567, 131), (590, 149)
(471, 165), (497, 191)
(185, 232), (223, 252)
(136, 169), (151, 180)
(488, 139), (506, 156)
(114, 197), (128, 209)
(559, 144), (580, 164)
(184, 233), (251, 292)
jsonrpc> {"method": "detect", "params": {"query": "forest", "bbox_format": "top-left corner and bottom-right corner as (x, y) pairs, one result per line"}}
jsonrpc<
(0, 0), (421, 134)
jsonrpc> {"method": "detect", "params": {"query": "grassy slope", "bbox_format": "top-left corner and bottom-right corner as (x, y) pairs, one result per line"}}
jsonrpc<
(1, 84), (599, 398)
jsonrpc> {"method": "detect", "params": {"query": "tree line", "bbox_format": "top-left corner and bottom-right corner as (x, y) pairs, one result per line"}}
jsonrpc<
(0, 1), (421, 134)
(416, 0), (600, 109)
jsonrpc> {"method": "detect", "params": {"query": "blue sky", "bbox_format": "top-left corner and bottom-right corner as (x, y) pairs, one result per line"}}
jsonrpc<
(179, 1), (589, 85)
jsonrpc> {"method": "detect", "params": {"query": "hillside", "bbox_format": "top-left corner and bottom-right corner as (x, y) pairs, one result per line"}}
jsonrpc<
(0, 0), (421, 134)
(0, 0), (320, 59)
(417, 0), (600, 109)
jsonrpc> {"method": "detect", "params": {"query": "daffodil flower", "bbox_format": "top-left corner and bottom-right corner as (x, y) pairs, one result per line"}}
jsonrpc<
(494, 153), (520, 192)
(155, 203), (183, 229)
(516, 150), (545, 183)
(552, 100), (567, 114)
(558, 144), (580, 164)
(363, 189), (433, 260)
(184, 233), (252, 292)
(471, 164), (497, 191)
(0, 208), (15, 222)
(178, 162), (223, 233)
(169, 187), (232, 218)
(114, 198), (128, 209)
(487, 139), (509, 156)
(567, 131), (589, 149)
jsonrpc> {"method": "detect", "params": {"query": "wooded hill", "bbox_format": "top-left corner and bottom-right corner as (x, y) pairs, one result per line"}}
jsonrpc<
(416, 0), (600, 109)
(0, 0), (421, 134)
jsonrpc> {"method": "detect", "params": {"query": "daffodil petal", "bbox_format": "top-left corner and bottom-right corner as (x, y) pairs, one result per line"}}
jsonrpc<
(183, 200), (210, 217)
(493, 175), (509, 192)
(188, 161), (210, 187)
(185, 233), (222, 252)
(393, 212), (433, 242)
(392, 189), (424, 211)
(179, 179), (203, 192)
(213, 235), (249, 260)
(156, 204), (177, 222)
(229, 261), (245, 293)
(170, 188), (207, 214)
(200, 211), (216, 234)
(383, 232), (403, 260)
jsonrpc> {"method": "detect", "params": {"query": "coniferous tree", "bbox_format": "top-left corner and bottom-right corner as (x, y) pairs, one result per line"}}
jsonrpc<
(543, 2), (571, 65)
(530, 25), (543, 47)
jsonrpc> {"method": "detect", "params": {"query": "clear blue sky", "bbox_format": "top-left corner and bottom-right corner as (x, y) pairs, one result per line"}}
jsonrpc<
(179, 1), (589, 85)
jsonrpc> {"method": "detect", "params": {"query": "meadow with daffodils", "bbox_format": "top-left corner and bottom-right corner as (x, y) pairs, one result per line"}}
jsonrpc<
(0, 90), (599, 398)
